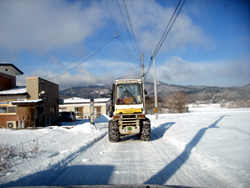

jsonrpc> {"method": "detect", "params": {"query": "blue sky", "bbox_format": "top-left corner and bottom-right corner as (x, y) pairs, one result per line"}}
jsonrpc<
(0, 0), (249, 89)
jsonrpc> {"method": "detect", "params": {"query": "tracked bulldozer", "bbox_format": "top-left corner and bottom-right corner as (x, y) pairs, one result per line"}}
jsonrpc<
(108, 79), (151, 142)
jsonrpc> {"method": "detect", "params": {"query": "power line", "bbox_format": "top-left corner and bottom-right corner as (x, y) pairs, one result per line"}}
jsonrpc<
(154, 0), (182, 56)
(118, 35), (138, 65)
(154, 0), (186, 57)
(47, 35), (114, 81)
(116, 0), (140, 60)
(123, 0), (141, 57)
(105, 0), (138, 65)
(145, 58), (152, 81)
(122, 0), (142, 75)
(105, 0), (118, 31)
(145, 0), (185, 81)
(42, 42), (102, 79)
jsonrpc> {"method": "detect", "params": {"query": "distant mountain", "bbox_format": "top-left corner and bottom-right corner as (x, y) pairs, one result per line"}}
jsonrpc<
(145, 81), (205, 97)
(59, 82), (250, 104)
(60, 85), (111, 99)
(188, 85), (250, 103)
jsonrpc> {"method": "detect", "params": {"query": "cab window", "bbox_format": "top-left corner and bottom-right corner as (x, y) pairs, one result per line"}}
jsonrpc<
(116, 83), (142, 104)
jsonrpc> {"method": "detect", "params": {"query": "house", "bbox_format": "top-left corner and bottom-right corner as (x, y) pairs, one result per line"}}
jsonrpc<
(0, 63), (59, 128)
(0, 63), (23, 90)
(59, 97), (111, 119)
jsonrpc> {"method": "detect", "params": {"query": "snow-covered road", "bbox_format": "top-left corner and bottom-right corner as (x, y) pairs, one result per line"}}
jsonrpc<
(1, 105), (250, 187)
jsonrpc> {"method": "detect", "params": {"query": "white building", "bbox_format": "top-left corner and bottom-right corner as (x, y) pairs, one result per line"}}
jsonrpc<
(59, 97), (111, 119)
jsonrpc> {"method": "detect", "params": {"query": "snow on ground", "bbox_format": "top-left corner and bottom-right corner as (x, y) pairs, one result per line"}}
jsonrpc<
(0, 115), (109, 185)
(149, 104), (250, 187)
(0, 105), (250, 187)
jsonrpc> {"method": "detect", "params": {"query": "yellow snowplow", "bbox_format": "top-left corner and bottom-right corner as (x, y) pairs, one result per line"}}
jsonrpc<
(108, 79), (151, 142)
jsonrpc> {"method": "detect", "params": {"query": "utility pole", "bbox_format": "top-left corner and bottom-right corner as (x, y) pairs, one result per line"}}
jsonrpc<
(141, 52), (146, 110)
(152, 50), (158, 120)
(90, 99), (95, 125)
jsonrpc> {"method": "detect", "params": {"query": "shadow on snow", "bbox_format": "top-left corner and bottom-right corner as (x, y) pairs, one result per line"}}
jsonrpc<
(0, 130), (109, 187)
(1, 116), (226, 187)
(0, 164), (114, 187)
(58, 114), (109, 126)
(151, 122), (176, 141)
(144, 115), (226, 185)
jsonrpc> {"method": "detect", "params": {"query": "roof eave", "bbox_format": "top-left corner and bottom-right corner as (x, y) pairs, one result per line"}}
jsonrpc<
(12, 99), (43, 104)
(0, 63), (24, 75)
(0, 92), (27, 96)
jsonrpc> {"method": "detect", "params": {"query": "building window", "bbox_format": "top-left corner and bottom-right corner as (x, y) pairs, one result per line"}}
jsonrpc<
(0, 105), (17, 114)
(75, 107), (79, 116)
(8, 106), (17, 113)
(94, 107), (101, 118)
(75, 107), (84, 119)
(0, 101), (9, 104)
(0, 107), (7, 113)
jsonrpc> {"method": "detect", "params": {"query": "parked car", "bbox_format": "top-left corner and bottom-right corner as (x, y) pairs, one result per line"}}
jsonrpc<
(59, 111), (76, 122)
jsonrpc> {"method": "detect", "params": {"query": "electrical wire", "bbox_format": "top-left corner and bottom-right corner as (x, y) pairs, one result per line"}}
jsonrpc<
(42, 44), (101, 80)
(105, 0), (138, 65)
(154, 0), (182, 56)
(145, 0), (185, 81)
(47, 36), (114, 81)
(123, 0), (141, 57)
(105, 0), (118, 31)
(145, 58), (153, 81)
(123, 0), (142, 76)
(154, 0), (185, 57)
(116, 0), (140, 60)
(118, 35), (138, 65)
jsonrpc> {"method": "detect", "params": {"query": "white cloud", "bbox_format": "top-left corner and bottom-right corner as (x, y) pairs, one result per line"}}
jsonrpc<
(155, 56), (250, 87)
(0, 0), (106, 53)
(16, 56), (250, 88)
(7, 0), (249, 88)
(21, 59), (141, 88)
(1, 0), (214, 58)
(112, 0), (214, 53)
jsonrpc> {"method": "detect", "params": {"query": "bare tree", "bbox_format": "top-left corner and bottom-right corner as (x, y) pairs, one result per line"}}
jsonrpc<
(25, 106), (35, 127)
(164, 91), (189, 113)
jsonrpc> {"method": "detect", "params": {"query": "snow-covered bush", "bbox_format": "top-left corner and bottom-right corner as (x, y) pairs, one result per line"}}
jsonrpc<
(0, 140), (39, 172)
(220, 99), (250, 108)
(0, 144), (16, 172)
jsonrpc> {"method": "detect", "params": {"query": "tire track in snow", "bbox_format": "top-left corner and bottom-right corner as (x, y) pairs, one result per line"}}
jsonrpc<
(47, 131), (109, 184)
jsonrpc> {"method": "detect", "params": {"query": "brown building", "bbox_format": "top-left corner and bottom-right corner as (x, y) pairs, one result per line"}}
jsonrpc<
(0, 63), (23, 91)
(0, 63), (59, 128)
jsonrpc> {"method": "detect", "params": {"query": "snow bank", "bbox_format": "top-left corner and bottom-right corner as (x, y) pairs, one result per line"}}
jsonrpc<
(0, 119), (108, 185)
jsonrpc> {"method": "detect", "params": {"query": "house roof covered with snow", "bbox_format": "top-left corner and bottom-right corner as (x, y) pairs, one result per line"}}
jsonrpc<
(63, 97), (110, 104)
(0, 86), (27, 95)
(12, 99), (43, 104)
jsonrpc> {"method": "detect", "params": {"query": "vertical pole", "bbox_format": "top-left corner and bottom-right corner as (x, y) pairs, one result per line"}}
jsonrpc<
(71, 110), (75, 126)
(141, 52), (146, 111)
(153, 50), (158, 120)
(90, 99), (95, 125)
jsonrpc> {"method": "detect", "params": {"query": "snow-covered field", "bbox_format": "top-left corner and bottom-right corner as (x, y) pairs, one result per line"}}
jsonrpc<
(0, 105), (249, 187)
